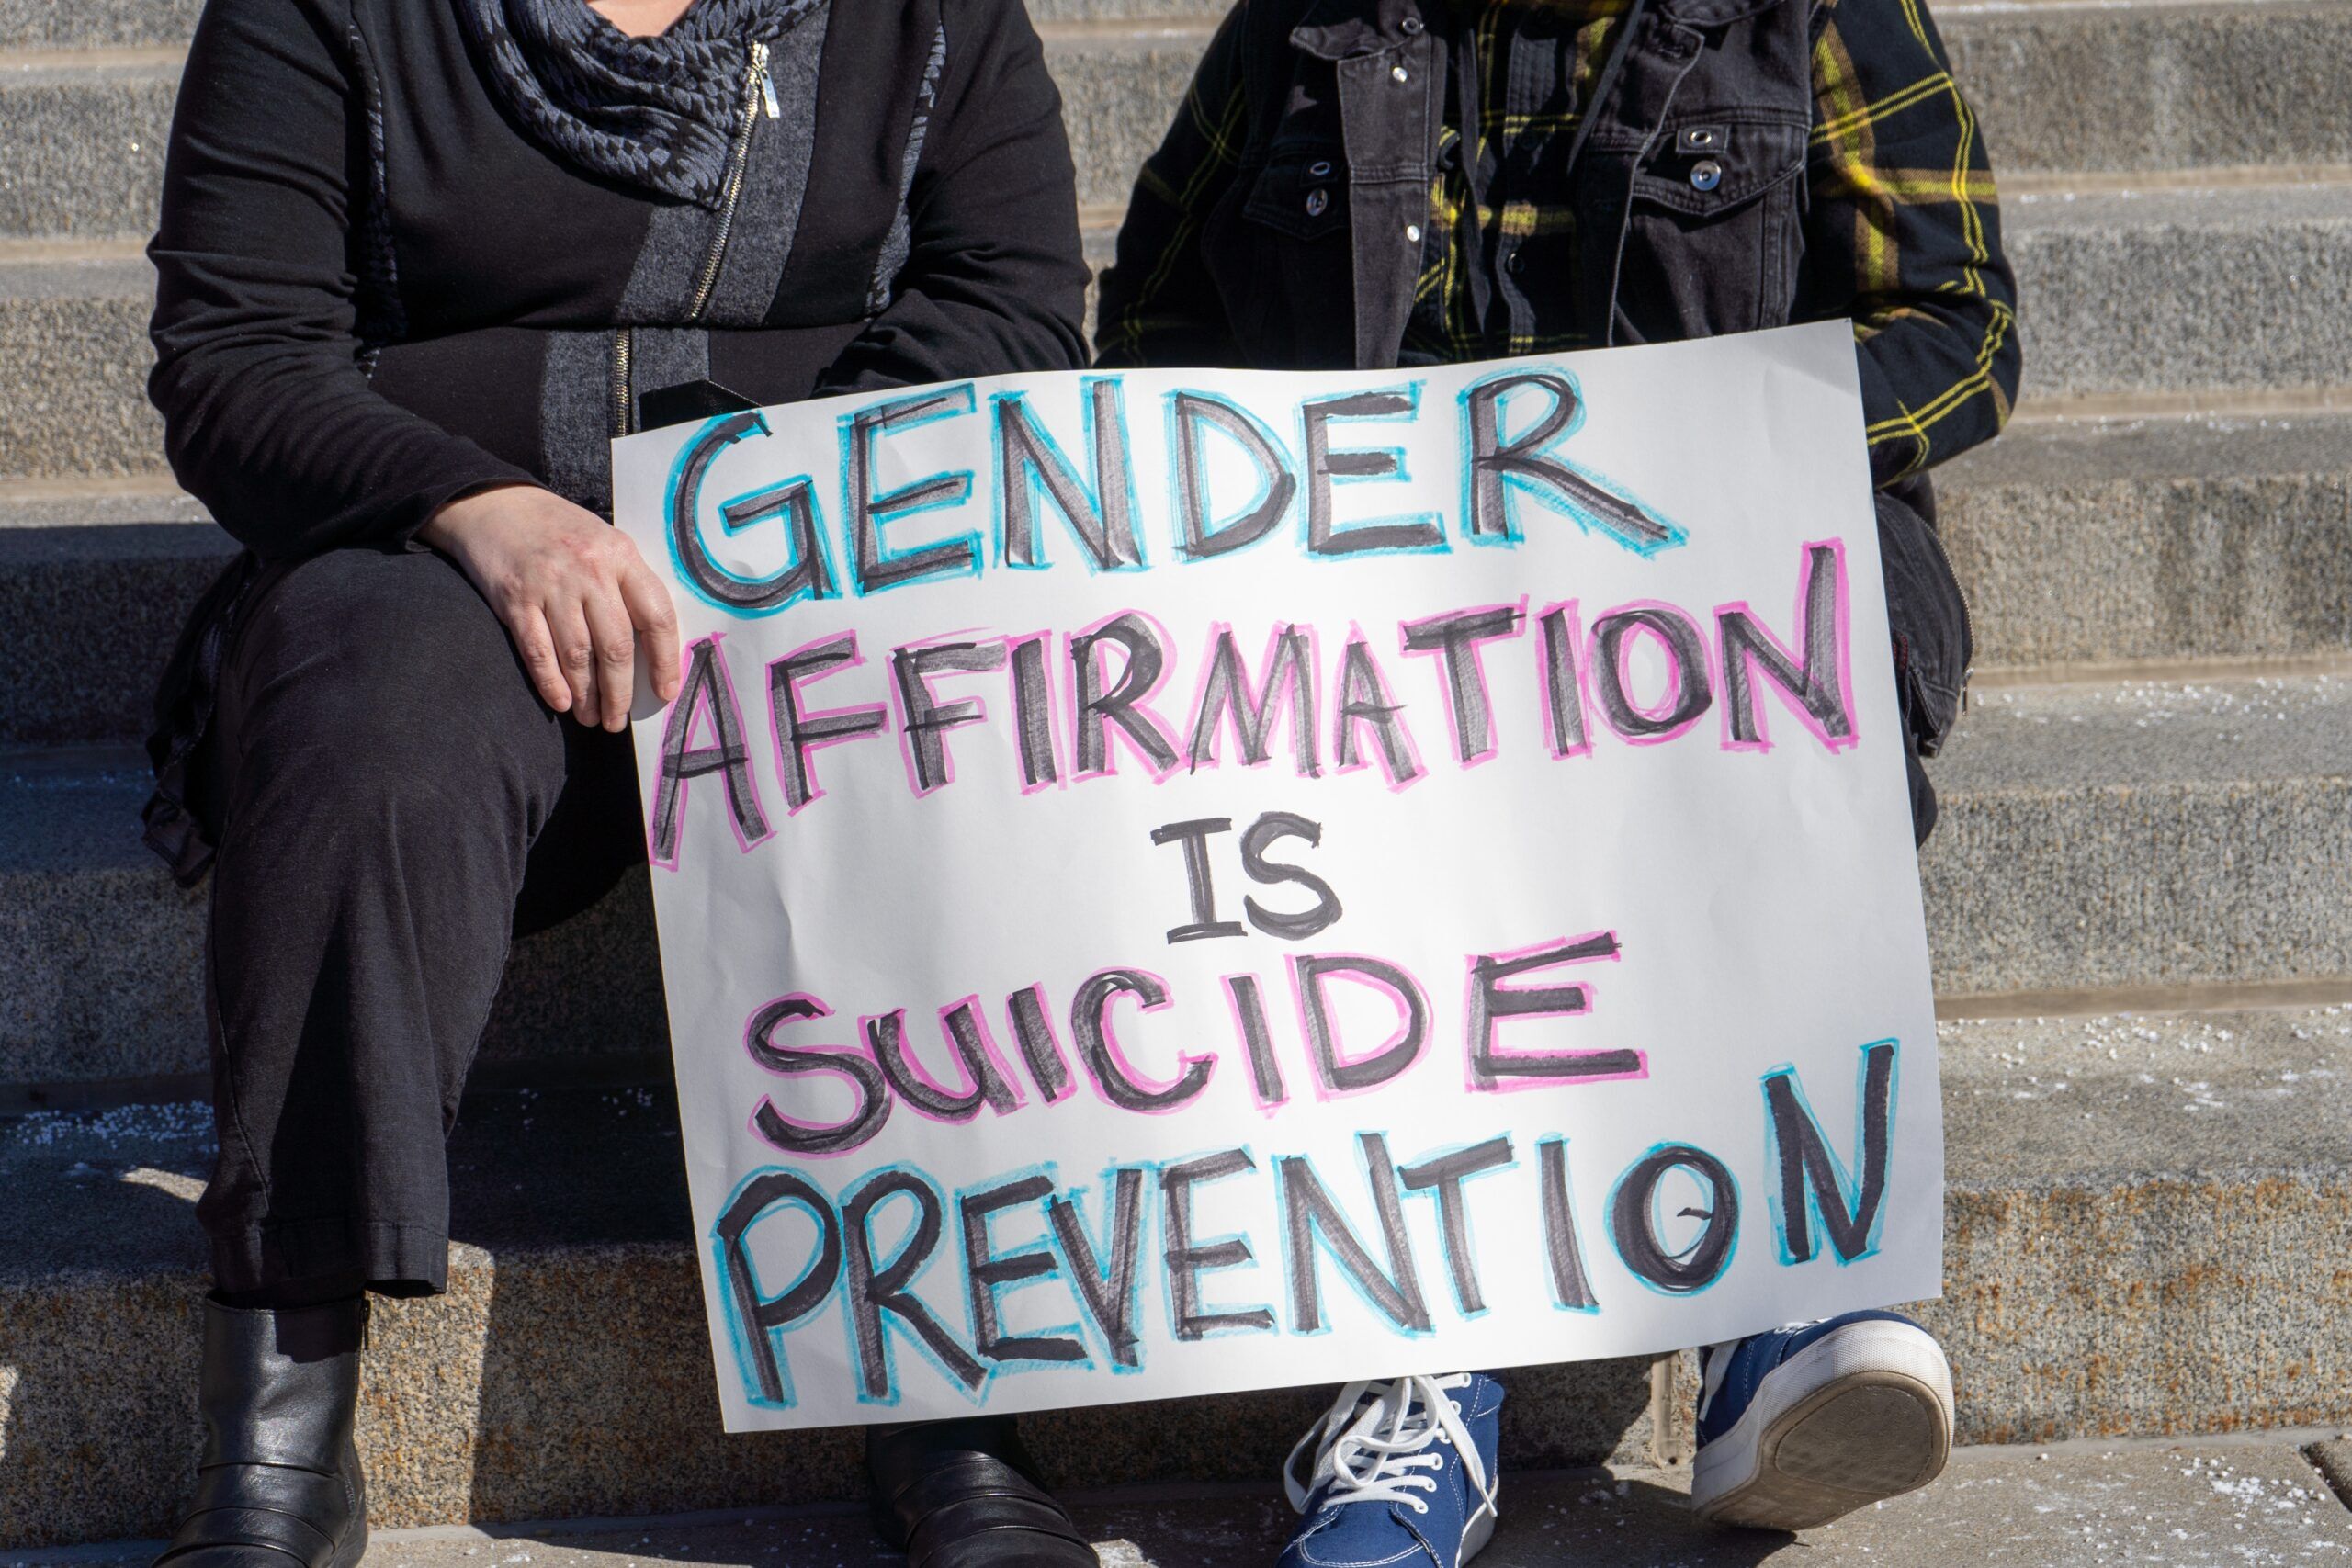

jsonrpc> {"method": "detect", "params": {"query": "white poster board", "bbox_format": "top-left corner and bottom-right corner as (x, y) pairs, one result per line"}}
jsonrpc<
(614, 321), (1942, 1432)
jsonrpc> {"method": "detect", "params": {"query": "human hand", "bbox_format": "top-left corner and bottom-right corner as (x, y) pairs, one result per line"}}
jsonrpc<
(418, 483), (681, 730)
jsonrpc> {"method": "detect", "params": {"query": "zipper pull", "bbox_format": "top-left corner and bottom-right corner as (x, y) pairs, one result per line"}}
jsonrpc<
(761, 69), (780, 119)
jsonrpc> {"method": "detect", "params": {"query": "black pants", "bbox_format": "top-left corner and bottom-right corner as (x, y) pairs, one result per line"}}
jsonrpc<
(195, 545), (643, 1299)
(194, 494), (1962, 1301)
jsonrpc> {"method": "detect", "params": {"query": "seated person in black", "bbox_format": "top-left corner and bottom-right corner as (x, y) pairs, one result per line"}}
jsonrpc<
(143, 0), (1095, 1562)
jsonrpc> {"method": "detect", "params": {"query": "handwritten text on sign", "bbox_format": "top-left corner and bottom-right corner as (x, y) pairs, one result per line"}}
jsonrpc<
(615, 322), (1943, 1432)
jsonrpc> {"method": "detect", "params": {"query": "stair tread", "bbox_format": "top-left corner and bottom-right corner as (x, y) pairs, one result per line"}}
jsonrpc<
(1947, 407), (2352, 488)
(1931, 673), (2351, 793)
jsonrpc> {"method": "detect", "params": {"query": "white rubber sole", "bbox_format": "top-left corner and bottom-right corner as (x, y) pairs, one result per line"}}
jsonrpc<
(1690, 1319), (1954, 1532)
(1457, 1500), (1497, 1566)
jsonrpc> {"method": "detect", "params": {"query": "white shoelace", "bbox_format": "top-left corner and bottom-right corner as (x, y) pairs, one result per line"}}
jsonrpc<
(1283, 1373), (1498, 1524)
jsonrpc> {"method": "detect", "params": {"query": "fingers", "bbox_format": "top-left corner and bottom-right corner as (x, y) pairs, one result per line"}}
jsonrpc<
(548, 599), (599, 728)
(618, 556), (683, 704)
(509, 603), (573, 714)
(585, 587), (638, 733)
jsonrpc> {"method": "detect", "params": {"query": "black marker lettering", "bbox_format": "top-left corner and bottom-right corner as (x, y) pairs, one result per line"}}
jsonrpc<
(1280, 1133), (1430, 1333)
(1048, 1168), (1148, 1367)
(713, 1171), (842, 1405)
(892, 639), (1007, 795)
(1151, 817), (1246, 943)
(669, 412), (837, 612)
(842, 1168), (986, 1398)
(1401, 605), (1522, 764)
(1591, 606), (1712, 739)
(1172, 393), (1297, 558)
(1295, 955), (1429, 1094)
(1464, 372), (1676, 552)
(744, 995), (890, 1156)
(1766, 1041), (1896, 1264)
(1537, 604), (1590, 756)
(961, 1174), (1086, 1364)
(1009, 635), (1059, 788)
(1720, 543), (1854, 748)
(1398, 1135), (1513, 1315)
(1186, 626), (1320, 776)
(1005, 984), (1073, 1103)
(1070, 969), (1215, 1112)
(1609, 1144), (1739, 1295)
(849, 389), (979, 594)
(1301, 389), (1441, 556)
(995, 381), (1141, 570)
(1333, 638), (1421, 784)
(1161, 1148), (1276, 1340)
(767, 636), (886, 812)
(650, 636), (768, 862)
(1071, 613), (1182, 775)
(1537, 1136), (1600, 1310)
(1241, 811), (1342, 941)
(1467, 932), (1641, 1089)
(864, 1005), (1021, 1122)
(1223, 974), (1287, 1108)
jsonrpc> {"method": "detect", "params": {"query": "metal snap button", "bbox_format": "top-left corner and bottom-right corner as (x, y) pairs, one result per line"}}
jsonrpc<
(1401, 14), (1424, 31)
(1406, 222), (1423, 243)
(1690, 158), (1723, 192)
(1306, 187), (1329, 217)
(1308, 159), (1333, 177)
(1392, 63), (1409, 83)
(1688, 128), (1715, 147)
(1506, 252), (1523, 275)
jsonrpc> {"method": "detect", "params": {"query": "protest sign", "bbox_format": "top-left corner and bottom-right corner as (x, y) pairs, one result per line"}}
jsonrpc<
(613, 321), (1943, 1432)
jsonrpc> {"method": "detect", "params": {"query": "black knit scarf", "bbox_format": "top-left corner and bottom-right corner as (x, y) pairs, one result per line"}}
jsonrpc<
(457, 0), (821, 207)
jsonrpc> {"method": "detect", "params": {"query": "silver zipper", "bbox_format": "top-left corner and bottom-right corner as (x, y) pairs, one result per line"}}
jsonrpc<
(686, 39), (769, 324)
(611, 326), (634, 437)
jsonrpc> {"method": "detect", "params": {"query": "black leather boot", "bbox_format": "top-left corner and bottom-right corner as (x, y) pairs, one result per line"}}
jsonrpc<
(867, 1416), (1098, 1567)
(153, 1297), (370, 1568)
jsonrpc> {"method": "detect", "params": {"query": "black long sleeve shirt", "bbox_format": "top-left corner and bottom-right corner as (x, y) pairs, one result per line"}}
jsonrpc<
(149, 0), (1091, 559)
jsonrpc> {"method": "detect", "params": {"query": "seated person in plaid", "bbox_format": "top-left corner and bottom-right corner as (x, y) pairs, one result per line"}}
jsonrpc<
(1098, 0), (2018, 1556)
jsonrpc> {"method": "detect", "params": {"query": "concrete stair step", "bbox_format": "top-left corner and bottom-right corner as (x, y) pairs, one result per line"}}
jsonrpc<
(29, 1441), (2352, 1567)
(7, 0), (2349, 231)
(0, 1005), (2345, 1546)
(1937, 408), (2352, 671)
(3, 671), (2347, 1089)
(6, 409), (2350, 749)
(2004, 182), (2352, 404)
(12, 175), (2350, 484)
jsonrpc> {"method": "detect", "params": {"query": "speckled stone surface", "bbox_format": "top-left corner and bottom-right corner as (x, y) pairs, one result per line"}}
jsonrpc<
(0, 0), (201, 50)
(27, 1443), (2352, 1568)
(0, 1009), (2346, 1545)
(0, 761), (669, 1089)
(1919, 674), (2352, 996)
(0, 257), (157, 482)
(0, 523), (235, 745)
(2005, 184), (2352, 400)
(1938, 412), (2352, 669)
(0, 63), (175, 243)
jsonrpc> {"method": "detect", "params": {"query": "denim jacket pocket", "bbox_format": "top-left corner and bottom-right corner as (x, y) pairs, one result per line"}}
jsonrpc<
(1627, 116), (1804, 217)
(1240, 150), (1353, 242)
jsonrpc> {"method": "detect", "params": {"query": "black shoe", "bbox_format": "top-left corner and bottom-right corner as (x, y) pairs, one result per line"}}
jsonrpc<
(866, 1416), (1098, 1568)
(153, 1297), (370, 1568)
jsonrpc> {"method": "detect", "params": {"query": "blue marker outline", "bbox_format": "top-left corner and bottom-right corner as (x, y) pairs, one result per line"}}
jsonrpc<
(1394, 1133), (1520, 1323)
(1605, 1142), (1742, 1300)
(1297, 380), (1446, 559)
(1272, 1134), (1435, 1341)
(842, 1160), (989, 1411)
(989, 376), (1147, 574)
(1165, 389), (1297, 564)
(1153, 1145), (1277, 1342)
(1456, 367), (1687, 557)
(1054, 1164), (1154, 1375)
(708, 1163), (843, 1412)
(839, 384), (982, 598)
(954, 1160), (1092, 1382)
(1760, 1039), (1899, 1268)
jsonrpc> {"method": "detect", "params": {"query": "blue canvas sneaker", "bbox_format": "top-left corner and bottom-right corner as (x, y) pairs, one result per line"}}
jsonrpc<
(1691, 1310), (1953, 1530)
(1276, 1372), (1503, 1568)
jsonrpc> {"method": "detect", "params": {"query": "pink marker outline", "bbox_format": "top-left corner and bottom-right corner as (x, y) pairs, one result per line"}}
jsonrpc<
(741, 991), (881, 1161)
(1073, 968), (1214, 1116)
(1396, 594), (1528, 770)
(646, 631), (773, 872)
(1713, 537), (1860, 756)
(1221, 970), (1290, 1117)
(938, 993), (1029, 1112)
(1182, 618), (1321, 777)
(1461, 934), (1648, 1095)
(1329, 622), (1426, 793)
(1290, 952), (1432, 1104)
(1589, 600), (1711, 748)
(1004, 982), (1078, 1104)
(1062, 608), (1185, 785)
(1533, 598), (1595, 761)
(1003, 629), (1069, 795)
(768, 631), (888, 818)
(887, 625), (1006, 800)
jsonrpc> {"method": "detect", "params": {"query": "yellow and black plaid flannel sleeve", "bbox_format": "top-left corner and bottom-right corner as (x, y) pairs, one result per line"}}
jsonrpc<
(1805, 0), (2022, 483)
(1093, 1), (1253, 367)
